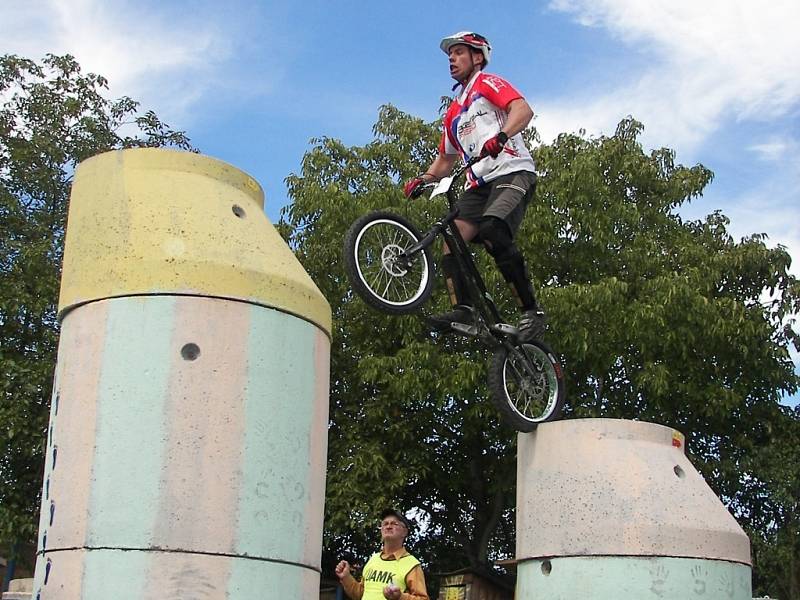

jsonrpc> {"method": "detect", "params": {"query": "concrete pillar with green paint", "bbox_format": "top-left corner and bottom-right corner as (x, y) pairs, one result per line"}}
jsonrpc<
(515, 419), (752, 599)
(32, 149), (331, 599)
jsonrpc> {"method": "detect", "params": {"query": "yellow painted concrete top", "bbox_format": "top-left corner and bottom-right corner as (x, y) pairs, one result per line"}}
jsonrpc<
(59, 149), (331, 336)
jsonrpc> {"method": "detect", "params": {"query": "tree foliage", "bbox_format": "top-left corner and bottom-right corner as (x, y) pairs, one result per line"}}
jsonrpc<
(0, 54), (194, 548)
(281, 105), (800, 593)
(744, 403), (800, 599)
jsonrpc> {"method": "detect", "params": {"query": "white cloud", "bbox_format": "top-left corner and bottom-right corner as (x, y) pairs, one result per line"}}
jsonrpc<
(728, 201), (799, 266)
(748, 136), (797, 163)
(541, 0), (800, 153)
(734, 137), (800, 271)
(541, 1), (800, 388)
(540, 0), (800, 266)
(0, 0), (238, 124)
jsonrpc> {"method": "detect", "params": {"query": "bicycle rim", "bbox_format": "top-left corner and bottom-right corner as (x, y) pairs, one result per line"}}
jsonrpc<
(499, 343), (563, 425)
(354, 218), (430, 307)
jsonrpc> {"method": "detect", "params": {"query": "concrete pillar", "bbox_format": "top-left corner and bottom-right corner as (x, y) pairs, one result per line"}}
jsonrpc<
(515, 419), (752, 599)
(2, 578), (33, 600)
(32, 149), (331, 599)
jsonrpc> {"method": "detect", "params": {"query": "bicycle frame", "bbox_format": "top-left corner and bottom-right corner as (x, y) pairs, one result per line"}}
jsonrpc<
(400, 159), (516, 346)
(343, 161), (567, 428)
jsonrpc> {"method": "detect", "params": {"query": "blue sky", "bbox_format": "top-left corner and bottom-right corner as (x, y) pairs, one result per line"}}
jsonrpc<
(3, 0), (798, 404)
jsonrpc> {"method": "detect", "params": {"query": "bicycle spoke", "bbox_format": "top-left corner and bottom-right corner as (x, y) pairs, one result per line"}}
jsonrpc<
(364, 227), (420, 301)
(347, 214), (432, 311)
(381, 275), (394, 299)
(503, 347), (554, 420)
(390, 227), (402, 247)
(396, 272), (410, 299)
(369, 263), (391, 296)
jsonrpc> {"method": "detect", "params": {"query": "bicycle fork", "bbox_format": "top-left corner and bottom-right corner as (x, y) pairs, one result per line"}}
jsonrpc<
(396, 215), (452, 274)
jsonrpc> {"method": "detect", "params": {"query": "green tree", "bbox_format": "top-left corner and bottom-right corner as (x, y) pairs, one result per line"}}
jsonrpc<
(282, 105), (799, 589)
(0, 54), (194, 550)
(743, 404), (800, 599)
(284, 106), (521, 580)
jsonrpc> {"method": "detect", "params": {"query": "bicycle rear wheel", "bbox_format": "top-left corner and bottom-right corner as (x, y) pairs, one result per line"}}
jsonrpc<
(343, 211), (434, 315)
(488, 340), (565, 431)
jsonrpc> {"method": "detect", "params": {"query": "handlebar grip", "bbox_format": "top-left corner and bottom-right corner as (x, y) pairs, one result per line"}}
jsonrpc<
(410, 185), (426, 199)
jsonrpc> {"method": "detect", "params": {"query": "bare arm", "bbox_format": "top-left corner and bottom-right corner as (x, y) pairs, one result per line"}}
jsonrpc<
(500, 98), (534, 138)
(421, 153), (458, 183)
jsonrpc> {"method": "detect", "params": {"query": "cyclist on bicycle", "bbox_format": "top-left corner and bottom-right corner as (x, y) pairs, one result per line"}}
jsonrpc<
(403, 31), (545, 342)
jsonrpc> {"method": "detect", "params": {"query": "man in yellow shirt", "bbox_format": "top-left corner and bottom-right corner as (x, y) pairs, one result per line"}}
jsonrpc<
(335, 508), (429, 600)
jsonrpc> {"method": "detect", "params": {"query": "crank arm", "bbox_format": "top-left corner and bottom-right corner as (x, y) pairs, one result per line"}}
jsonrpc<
(491, 323), (519, 337)
(452, 322), (497, 346)
(450, 322), (479, 337)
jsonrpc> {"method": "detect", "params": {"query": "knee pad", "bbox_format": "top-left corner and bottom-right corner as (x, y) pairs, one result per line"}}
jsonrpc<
(480, 217), (530, 289)
(479, 217), (515, 261)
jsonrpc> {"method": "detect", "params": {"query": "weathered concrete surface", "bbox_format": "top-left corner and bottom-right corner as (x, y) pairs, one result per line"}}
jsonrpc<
(516, 418), (750, 564)
(516, 556), (751, 599)
(58, 148), (331, 334)
(515, 419), (752, 599)
(2, 578), (33, 600)
(33, 149), (331, 599)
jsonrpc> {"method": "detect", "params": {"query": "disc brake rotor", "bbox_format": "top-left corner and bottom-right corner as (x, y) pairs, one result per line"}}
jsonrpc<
(381, 244), (408, 276)
(514, 353), (546, 398)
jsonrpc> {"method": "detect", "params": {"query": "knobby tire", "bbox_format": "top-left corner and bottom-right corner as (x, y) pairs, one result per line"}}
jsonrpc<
(488, 340), (566, 431)
(343, 211), (434, 315)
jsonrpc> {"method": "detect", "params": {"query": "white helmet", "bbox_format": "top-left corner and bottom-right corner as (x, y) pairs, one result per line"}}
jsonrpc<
(440, 31), (492, 66)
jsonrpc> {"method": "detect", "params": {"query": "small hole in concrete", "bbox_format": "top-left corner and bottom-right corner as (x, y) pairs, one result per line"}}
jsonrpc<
(674, 465), (685, 478)
(232, 204), (246, 218)
(181, 343), (201, 361)
(541, 560), (552, 576)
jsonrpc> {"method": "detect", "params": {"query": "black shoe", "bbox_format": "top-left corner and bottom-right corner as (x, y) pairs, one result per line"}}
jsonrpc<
(518, 309), (546, 342)
(427, 304), (474, 332)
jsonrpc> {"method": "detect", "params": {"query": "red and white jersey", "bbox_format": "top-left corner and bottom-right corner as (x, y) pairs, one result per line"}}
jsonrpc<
(440, 70), (536, 188)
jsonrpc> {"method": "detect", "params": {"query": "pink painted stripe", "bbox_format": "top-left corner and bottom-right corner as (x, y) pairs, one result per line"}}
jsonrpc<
(47, 303), (108, 549)
(302, 329), (330, 562)
(150, 296), (249, 553)
(39, 550), (87, 599)
(141, 553), (232, 599)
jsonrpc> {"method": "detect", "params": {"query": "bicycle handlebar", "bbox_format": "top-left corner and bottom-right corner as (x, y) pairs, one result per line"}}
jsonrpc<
(419, 155), (485, 194)
(447, 155), (483, 182)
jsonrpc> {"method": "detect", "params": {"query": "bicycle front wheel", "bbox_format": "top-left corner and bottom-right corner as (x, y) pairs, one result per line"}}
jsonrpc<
(488, 340), (566, 431)
(343, 211), (434, 315)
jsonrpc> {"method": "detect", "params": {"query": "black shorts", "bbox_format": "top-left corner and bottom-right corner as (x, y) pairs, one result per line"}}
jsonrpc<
(456, 170), (537, 236)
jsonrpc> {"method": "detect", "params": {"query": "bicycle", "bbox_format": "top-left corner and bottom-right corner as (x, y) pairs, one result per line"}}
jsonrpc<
(342, 157), (566, 432)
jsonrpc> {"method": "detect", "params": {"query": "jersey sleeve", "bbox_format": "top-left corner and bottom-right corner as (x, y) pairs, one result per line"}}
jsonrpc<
(438, 127), (447, 154)
(477, 74), (525, 111)
(439, 114), (459, 156)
